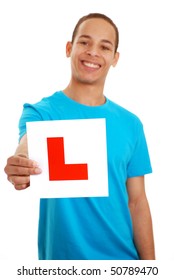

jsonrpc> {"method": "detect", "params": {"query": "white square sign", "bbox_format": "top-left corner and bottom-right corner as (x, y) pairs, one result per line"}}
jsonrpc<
(27, 118), (108, 198)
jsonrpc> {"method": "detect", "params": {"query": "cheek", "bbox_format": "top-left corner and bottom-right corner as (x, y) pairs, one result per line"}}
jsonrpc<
(70, 54), (81, 74)
(107, 55), (116, 67)
(103, 57), (113, 69)
(70, 50), (80, 63)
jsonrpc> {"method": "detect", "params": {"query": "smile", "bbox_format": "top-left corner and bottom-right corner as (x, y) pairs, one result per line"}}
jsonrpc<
(82, 61), (101, 69)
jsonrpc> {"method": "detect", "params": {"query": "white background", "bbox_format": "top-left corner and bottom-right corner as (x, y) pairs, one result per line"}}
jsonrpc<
(0, 0), (174, 264)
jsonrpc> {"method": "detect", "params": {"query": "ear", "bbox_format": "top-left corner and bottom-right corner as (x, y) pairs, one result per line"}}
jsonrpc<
(112, 52), (119, 67)
(66, 41), (72, 57)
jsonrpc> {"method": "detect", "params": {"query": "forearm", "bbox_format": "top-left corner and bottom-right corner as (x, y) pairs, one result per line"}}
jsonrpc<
(129, 197), (155, 260)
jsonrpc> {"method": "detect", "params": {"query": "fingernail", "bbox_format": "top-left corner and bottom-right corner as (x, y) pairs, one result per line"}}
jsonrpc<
(35, 167), (42, 174)
(32, 161), (39, 167)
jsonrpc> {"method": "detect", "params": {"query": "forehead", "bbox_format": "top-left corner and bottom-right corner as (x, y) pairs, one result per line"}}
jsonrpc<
(76, 18), (116, 43)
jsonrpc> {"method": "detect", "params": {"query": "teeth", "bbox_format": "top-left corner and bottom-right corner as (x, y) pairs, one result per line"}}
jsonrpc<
(83, 61), (100, 69)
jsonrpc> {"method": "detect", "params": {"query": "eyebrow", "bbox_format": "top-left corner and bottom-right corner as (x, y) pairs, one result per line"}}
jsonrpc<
(78, 35), (114, 46)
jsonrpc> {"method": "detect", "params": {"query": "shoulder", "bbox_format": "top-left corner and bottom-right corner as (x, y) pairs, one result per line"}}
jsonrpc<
(107, 98), (143, 127)
(23, 91), (63, 110)
(21, 91), (65, 119)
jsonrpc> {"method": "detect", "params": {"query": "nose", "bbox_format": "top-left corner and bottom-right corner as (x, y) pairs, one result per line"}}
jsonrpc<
(86, 44), (99, 57)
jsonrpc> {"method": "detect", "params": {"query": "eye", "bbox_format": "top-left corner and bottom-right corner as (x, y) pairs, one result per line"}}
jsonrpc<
(78, 41), (88, 45)
(101, 45), (110, 51)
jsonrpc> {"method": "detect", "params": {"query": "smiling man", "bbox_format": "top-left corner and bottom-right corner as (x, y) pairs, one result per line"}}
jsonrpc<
(4, 13), (155, 260)
(64, 14), (119, 105)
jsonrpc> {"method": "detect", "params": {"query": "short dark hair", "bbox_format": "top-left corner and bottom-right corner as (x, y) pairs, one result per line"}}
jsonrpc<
(71, 13), (119, 53)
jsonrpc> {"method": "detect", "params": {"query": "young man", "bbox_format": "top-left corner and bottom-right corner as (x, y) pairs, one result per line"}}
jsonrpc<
(4, 13), (155, 260)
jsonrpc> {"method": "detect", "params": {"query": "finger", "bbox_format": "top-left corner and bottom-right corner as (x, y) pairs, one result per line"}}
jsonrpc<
(7, 156), (39, 168)
(5, 165), (42, 176)
(8, 175), (30, 190)
(14, 182), (30, 190)
(8, 175), (30, 186)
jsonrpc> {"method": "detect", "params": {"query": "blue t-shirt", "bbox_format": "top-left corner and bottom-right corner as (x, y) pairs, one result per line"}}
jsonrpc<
(19, 91), (152, 260)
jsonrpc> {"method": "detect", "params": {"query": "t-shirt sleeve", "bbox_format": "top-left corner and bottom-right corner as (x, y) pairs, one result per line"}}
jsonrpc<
(18, 103), (43, 141)
(127, 121), (152, 177)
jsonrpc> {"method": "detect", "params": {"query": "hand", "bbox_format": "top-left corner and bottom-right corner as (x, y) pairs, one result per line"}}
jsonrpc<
(4, 155), (42, 190)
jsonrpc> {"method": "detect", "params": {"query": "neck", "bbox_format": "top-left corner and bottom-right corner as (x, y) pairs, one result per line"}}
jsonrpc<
(63, 81), (106, 106)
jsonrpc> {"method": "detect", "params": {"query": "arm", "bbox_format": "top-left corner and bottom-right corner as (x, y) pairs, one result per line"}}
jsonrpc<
(4, 134), (42, 190)
(126, 176), (155, 260)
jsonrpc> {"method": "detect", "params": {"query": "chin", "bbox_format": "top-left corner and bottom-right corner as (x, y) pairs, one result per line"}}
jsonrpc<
(78, 76), (102, 86)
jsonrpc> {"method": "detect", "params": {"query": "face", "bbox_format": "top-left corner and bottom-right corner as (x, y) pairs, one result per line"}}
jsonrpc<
(66, 18), (119, 86)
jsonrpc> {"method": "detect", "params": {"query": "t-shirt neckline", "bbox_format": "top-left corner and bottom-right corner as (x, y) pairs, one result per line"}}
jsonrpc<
(60, 90), (109, 109)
